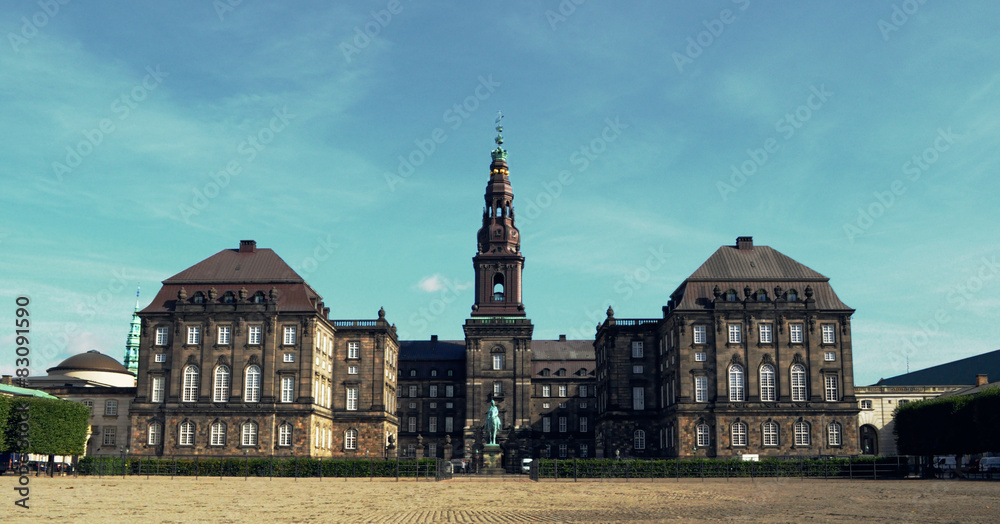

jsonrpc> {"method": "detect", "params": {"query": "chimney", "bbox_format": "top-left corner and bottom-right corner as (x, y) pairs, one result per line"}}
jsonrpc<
(239, 240), (256, 253)
(736, 236), (753, 250)
(1, 375), (12, 386)
(976, 374), (989, 387)
(559, 334), (566, 341)
(431, 335), (438, 342)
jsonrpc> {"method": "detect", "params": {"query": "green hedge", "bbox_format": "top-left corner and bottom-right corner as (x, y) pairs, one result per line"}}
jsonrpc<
(895, 386), (1000, 456)
(78, 456), (439, 477)
(536, 457), (907, 479)
(0, 395), (89, 455)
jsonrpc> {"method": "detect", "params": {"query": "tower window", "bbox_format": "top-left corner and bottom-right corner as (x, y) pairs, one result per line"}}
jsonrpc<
(492, 273), (505, 301)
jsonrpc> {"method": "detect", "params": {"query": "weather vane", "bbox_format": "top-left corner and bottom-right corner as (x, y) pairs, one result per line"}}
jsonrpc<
(491, 110), (507, 161)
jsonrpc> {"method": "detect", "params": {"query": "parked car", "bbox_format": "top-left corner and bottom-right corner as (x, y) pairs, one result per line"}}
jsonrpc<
(449, 459), (467, 473)
(521, 458), (533, 474)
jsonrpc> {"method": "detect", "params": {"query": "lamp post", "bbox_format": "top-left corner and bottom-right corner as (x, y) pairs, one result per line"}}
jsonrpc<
(120, 446), (129, 478)
(244, 449), (249, 480)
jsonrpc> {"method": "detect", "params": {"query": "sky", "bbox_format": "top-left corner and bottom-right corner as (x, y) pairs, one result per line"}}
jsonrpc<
(1, 1), (998, 387)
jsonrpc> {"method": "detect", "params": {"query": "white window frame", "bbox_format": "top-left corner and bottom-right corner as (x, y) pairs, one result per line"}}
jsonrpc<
(492, 353), (504, 370)
(346, 386), (358, 411)
(542, 384), (551, 398)
(104, 399), (118, 416)
(542, 417), (551, 433)
(822, 324), (836, 344)
(759, 324), (772, 343)
(825, 374), (839, 402)
(759, 365), (775, 402)
(155, 327), (169, 346)
(148, 422), (162, 445)
(244, 365), (261, 403)
(493, 381), (502, 395)
(429, 385), (438, 398)
(213, 366), (230, 403)
(182, 365), (199, 403)
(794, 422), (810, 446)
(634, 429), (646, 450)
(632, 341), (643, 358)
(729, 365), (745, 402)
(790, 324), (803, 344)
(828, 422), (842, 446)
(281, 376), (294, 403)
(825, 351), (836, 362)
(860, 399), (873, 410)
(446, 385), (454, 397)
(558, 385), (567, 397)
(579, 385), (588, 397)
(763, 421), (778, 446)
(283, 352), (295, 363)
(579, 416), (588, 433)
(248, 325), (262, 345)
(728, 324), (741, 344)
(348, 365), (358, 375)
(279, 424), (292, 447)
(217, 325), (231, 345)
(693, 325), (706, 344)
(731, 422), (747, 447)
(407, 416), (416, 433)
(103, 426), (116, 446)
(696, 424), (710, 447)
(429, 416), (438, 433)
(242, 422), (257, 446)
(695, 352), (707, 362)
(211, 422), (226, 446)
(348, 341), (360, 359)
(187, 326), (201, 345)
(695, 375), (708, 403)
(283, 326), (296, 345)
(179, 421), (194, 446)
(151, 376), (164, 403)
(791, 364), (807, 402)
(409, 385), (417, 398)
(632, 386), (644, 410)
(559, 416), (567, 433)
(154, 353), (166, 363)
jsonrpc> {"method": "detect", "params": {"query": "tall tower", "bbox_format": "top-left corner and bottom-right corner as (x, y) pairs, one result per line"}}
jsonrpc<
(464, 115), (534, 466)
(123, 286), (140, 377)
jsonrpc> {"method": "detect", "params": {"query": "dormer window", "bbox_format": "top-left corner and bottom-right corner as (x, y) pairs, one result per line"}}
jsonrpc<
(787, 289), (798, 301)
(222, 291), (236, 304)
(192, 292), (205, 304)
(726, 289), (737, 302)
(756, 290), (768, 302)
(252, 291), (266, 304)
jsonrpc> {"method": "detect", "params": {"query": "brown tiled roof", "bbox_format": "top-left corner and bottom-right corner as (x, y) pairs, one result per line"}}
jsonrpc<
(532, 340), (594, 360)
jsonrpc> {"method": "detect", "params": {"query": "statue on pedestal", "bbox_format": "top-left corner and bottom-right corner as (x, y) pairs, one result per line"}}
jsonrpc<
(485, 400), (501, 445)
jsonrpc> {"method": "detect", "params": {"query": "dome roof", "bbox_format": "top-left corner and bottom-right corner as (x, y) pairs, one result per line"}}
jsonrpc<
(47, 350), (132, 375)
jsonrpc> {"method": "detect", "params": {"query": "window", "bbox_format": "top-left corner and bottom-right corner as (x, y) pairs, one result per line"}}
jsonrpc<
(898, 399), (910, 405)
(151, 376), (164, 403)
(154, 353), (166, 363)
(445, 416), (454, 433)
(695, 352), (707, 362)
(492, 354), (504, 370)
(726, 289), (737, 301)
(542, 402), (550, 409)
(579, 385), (588, 397)
(559, 444), (567, 458)
(217, 326), (231, 345)
(103, 426), (116, 446)
(446, 385), (454, 397)
(860, 399), (873, 410)
(632, 386), (644, 410)
(759, 365), (775, 402)
(558, 385), (567, 397)
(447, 369), (454, 377)
(430, 369), (437, 377)
(695, 375), (708, 402)
(787, 289), (798, 301)
(825, 351), (836, 362)
(696, 424), (710, 447)
(214, 366), (230, 402)
(211, 422), (226, 446)
(429, 417), (438, 433)
(428, 443), (437, 458)
(828, 422), (842, 446)
(279, 424), (292, 447)
(283, 326), (296, 345)
(633, 365), (644, 374)
(348, 341), (359, 359)
(731, 422), (747, 446)
(759, 324), (772, 343)
(824, 374), (839, 401)
(409, 385), (417, 398)
(429, 402), (437, 409)
(728, 365), (745, 402)
(790, 324), (803, 344)
(348, 365), (358, 375)
(429, 385), (438, 398)
(248, 326), (261, 345)
(694, 325), (706, 344)
(283, 353), (295, 363)
(728, 325), (741, 344)
(244, 365), (261, 403)
(542, 385), (551, 397)
(409, 369), (417, 377)
(101, 399), (117, 416)
(182, 365), (199, 402)
(407, 416), (416, 433)
(542, 417), (551, 433)
(559, 416), (567, 432)
(580, 444), (589, 458)
(763, 421), (778, 446)
(179, 421), (194, 446)
(493, 381), (502, 395)
(242, 422), (257, 446)
(579, 416), (588, 432)
(634, 429), (646, 450)
(155, 327), (168, 345)
(148, 422), (162, 445)
(82, 399), (94, 413)
(791, 364), (807, 402)
(281, 376), (294, 403)
(794, 421), (810, 446)
(822, 325), (835, 344)
(346, 387), (358, 411)
(632, 341), (643, 358)
(559, 402), (567, 408)
(187, 326), (201, 345)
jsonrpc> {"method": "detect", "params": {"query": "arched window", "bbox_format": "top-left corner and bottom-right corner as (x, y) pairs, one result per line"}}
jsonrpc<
(192, 292), (205, 304)
(790, 364), (807, 402)
(787, 289), (798, 301)
(244, 365), (261, 403)
(759, 364), (775, 402)
(539, 368), (551, 377)
(147, 422), (162, 445)
(211, 421), (226, 446)
(794, 421), (811, 446)
(213, 365), (230, 403)
(241, 421), (258, 446)
(182, 365), (199, 402)
(345, 429), (358, 450)
(492, 273), (505, 301)
(179, 421), (194, 445)
(725, 289), (738, 302)
(409, 369), (417, 377)
(762, 421), (779, 446)
(278, 423), (292, 447)
(731, 422), (747, 446)
(728, 364), (745, 402)
(828, 422), (842, 446)
(634, 429), (646, 450)
(696, 424), (711, 447)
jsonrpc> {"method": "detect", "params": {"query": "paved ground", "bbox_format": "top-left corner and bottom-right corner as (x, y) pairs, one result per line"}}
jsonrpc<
(5, 475), (999, 522)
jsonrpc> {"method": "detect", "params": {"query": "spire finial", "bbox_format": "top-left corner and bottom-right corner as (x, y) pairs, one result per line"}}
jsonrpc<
(491, 111), (507, 161)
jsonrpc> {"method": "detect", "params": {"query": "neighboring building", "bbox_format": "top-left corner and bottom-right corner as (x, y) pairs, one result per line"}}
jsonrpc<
(26, 350), (136, 456)
(855, 349), (1000, 456)
(123, 287), (141, 376)
(128, 241), (398, 459)
(395, 336), (466, 459)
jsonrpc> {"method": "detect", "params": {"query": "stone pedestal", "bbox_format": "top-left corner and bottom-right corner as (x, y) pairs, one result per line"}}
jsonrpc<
(481, 444), (504, 475)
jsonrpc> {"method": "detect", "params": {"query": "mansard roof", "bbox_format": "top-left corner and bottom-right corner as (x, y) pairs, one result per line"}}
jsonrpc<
(399, 339), (466, 361)
(532, 339), (594, 361)
(874, 349), (1000, 387)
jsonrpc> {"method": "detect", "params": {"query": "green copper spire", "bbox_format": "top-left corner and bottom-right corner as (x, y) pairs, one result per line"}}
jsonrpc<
(124, 285), (141, 376)
(491, 111), (507, 161)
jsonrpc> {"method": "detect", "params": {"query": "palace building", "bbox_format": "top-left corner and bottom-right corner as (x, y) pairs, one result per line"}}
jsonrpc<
(127, 125), (859, 463)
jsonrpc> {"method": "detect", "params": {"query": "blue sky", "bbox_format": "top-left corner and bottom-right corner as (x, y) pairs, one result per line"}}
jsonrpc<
(2, 1), (998, 386)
